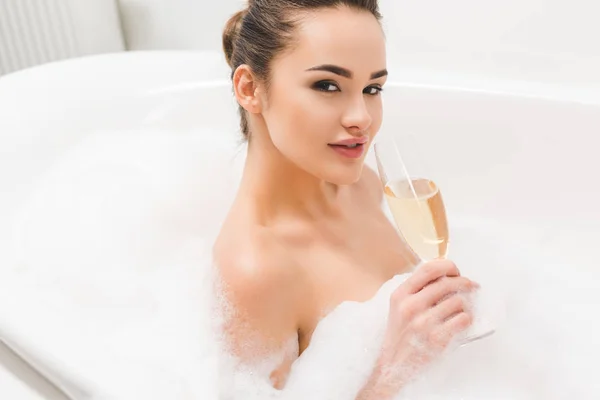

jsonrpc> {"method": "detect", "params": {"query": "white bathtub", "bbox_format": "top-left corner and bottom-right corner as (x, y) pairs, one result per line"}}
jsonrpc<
(1, 51), (599, 399)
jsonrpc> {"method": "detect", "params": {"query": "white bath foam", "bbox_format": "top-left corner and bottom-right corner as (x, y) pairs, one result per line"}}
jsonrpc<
(0, 236), (223, 400)
(1, 127), (599, 400)
(394, 228), (595, 398)
(8, 128), (244, 275)
(228, 219), (600, 400)
(1, 128), (242, 399)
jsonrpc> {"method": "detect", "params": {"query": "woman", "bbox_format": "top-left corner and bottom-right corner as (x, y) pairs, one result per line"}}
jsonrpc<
(213, 1), (480, 398)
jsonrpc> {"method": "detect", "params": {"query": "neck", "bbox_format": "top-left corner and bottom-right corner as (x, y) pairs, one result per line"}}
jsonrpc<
(238, 131), (342, 224)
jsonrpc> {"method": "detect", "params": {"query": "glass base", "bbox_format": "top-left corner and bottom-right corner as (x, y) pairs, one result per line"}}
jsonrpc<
(459, 328), (496, 347)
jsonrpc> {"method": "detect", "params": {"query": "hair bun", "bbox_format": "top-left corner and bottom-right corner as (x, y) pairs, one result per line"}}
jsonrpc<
(222, 9), (248, 67)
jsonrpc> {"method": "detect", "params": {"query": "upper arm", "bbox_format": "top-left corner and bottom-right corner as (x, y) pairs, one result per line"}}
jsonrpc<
(215, 232), (301, 386)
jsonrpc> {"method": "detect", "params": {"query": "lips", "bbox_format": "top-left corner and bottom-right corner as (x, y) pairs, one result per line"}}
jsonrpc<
(327, 141), (366, 159)
(328, 142), (362, 149)
(329, 136), (369, 147)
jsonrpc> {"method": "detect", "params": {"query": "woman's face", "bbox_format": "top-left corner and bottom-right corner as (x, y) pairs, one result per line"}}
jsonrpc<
(259, 7), (387, 185)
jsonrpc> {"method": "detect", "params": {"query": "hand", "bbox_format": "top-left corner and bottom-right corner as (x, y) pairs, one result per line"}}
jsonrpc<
(360, 259), (479, 398)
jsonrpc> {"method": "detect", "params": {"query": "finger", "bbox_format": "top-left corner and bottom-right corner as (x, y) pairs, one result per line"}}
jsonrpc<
(394, 278), (474, 321)
(443, 311), (473, 335)
(429, 312), (473, 349)
(431, 293), (469, 321)
(417, 276), (479, 308)
(404, 259), (460, 294)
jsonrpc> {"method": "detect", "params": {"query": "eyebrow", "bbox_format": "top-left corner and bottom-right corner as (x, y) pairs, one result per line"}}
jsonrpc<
(305, 64), (388, 80)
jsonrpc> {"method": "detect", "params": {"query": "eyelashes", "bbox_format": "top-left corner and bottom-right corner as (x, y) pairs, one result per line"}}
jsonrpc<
(312, 80), (384, 96)
(313, 81), (339, 92)
(364, 85), (384, 95)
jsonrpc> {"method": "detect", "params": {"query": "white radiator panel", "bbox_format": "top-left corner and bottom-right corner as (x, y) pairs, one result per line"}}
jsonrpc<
(0, 0), (124, 76)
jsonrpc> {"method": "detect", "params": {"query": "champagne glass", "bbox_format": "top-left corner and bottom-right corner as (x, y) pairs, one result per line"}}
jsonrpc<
(374, 133), (495, 346)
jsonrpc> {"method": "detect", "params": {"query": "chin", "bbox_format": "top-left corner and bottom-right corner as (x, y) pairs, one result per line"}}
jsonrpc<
(322, 164), (364, 186)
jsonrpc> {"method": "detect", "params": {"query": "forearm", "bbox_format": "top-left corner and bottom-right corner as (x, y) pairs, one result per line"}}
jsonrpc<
(355, 362), (404, 400)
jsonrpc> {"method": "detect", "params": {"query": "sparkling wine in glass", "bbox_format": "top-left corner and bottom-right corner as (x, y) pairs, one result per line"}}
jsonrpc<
(383, 178), (449, 262)
(374, 133), (495, 345)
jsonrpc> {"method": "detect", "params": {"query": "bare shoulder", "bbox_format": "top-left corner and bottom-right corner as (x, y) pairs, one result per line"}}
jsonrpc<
(213, 224), (302, 360)
(215, 226), (300, 296)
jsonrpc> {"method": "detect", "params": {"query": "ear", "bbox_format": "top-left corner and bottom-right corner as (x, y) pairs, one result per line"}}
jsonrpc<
(232, 65), (263, 114)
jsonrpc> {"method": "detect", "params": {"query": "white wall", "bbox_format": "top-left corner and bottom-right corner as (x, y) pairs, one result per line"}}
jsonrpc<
(381, 0), (600, 85)
(118, 0), (600, 85)
(118, 0), (243, 51)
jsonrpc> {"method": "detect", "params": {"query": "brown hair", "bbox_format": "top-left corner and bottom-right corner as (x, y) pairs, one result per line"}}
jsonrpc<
(222, 0), (382, 138)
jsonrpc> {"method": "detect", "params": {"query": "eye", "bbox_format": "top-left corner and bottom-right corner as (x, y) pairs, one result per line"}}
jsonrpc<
(313, 81), (340, 92)
(364, 85), (383, 96)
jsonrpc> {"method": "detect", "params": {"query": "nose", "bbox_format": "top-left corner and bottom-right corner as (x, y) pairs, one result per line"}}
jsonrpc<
(341, 95), (372, 133)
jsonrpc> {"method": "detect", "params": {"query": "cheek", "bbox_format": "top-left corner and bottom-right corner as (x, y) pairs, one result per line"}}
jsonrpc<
(369, 98), (383, 133)
(270, 89), (337, 145)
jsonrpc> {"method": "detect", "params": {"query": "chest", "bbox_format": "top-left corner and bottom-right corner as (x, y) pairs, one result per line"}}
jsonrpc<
(290, 205), (416, 351)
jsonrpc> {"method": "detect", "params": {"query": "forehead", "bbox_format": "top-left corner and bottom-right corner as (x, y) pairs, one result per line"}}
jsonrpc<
(273, 7), (386, 77)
